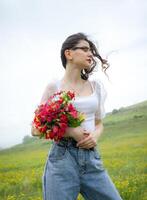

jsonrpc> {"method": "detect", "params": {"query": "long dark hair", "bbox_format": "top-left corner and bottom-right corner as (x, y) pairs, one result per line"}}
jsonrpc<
(60, 32), (109, 80)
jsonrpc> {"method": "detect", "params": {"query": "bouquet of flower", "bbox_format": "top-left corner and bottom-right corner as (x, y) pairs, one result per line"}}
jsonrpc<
(32, 90), (85, 142)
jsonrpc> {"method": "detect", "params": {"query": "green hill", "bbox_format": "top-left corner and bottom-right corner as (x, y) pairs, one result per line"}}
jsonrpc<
(101, 100), (147, 141)
(0, 100), (147, 200)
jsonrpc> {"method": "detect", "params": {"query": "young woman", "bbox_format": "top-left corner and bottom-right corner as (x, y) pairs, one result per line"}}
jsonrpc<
(32, 33), (123, 200)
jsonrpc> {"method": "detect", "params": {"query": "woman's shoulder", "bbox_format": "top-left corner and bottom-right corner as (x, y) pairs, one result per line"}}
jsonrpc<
(90, 78), (105, 89)
(45, 77), (60, 90)
(91, 78), (107, 99)
(40, 78), (59, 104)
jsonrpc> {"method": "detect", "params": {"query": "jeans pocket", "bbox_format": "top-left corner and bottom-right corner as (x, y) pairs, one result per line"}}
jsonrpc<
(93, 148), (101, 159)
(93, 148), (105, 171)
(48, 144), (67, 161)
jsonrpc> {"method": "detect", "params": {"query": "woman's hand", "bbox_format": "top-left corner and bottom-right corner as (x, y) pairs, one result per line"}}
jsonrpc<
(31, 125), (42, 136)
(64, 126), (90, 142)
(76, 131), (98, 149)
(76, 120), (104, 149)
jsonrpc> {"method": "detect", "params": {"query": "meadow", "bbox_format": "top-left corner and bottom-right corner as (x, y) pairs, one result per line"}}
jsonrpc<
(0, 101), (147, 200)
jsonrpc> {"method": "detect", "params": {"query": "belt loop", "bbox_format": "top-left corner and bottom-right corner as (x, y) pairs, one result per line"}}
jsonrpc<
(67, 139), (71, 147)
(65, 138), (70, 148)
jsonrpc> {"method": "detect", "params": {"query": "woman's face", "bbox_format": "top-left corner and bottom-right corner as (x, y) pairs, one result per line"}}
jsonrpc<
(69, 40), (93, 69)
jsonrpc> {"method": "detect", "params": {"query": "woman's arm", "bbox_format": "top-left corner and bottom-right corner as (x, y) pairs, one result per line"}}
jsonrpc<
(31, 125), (42, 136)
(31, 81), (56, 137)
(92, 119), (104, 141)
(76, 119), (104, 148)
(64, 126), (89, 142)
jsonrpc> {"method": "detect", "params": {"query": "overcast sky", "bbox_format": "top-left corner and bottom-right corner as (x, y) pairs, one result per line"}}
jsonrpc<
(0, 0), (147, 148)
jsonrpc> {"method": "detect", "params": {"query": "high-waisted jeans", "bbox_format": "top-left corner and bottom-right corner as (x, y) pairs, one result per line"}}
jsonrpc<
(42, 138), (123, 200)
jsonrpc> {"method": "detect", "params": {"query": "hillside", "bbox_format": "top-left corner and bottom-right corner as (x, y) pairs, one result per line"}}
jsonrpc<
(0, 100), (147, 200)
(100, 100), (147, 142)
(1, 100), (147, 153)
(105, 100), (147, 124)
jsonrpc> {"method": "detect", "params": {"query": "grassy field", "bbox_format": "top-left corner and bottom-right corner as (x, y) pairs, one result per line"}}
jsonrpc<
(0, 101), (147, 200)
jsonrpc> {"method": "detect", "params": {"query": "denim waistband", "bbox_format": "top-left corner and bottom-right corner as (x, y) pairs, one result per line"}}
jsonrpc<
(56, 137), (94, 151)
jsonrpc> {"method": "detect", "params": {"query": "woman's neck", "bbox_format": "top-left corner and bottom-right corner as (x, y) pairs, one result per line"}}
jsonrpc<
(62, 64), (85, 85)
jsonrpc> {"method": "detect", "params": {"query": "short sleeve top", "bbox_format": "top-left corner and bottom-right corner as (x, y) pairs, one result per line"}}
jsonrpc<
(40, 78), (107, 131)
(94, 79), (107, 120)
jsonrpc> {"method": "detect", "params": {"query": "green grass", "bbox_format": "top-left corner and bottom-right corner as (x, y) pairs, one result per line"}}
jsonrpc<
(0, 101), (147, 200)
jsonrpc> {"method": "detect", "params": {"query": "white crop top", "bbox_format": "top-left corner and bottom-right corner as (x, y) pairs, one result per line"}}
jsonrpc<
(40, 78), (107, 132)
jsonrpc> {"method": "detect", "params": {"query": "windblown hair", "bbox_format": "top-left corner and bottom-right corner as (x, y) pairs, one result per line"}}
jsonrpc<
(60, 32), (109, 80)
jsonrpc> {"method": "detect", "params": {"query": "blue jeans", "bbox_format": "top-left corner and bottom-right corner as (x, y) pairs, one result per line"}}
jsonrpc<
(42, 138), (123, 200)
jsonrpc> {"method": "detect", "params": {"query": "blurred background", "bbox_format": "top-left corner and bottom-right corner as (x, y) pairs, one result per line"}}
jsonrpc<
(0, 0), (147, 148)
